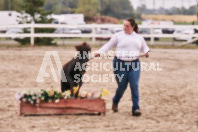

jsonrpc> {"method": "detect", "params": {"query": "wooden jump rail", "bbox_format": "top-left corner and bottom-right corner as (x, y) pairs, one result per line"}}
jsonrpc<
(19, 98), (106, 116)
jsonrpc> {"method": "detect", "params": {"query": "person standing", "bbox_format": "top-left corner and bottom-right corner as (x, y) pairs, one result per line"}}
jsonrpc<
(94, 18), (150, 116)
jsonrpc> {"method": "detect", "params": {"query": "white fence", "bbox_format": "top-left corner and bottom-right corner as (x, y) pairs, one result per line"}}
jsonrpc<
(0, 24), (198, 46)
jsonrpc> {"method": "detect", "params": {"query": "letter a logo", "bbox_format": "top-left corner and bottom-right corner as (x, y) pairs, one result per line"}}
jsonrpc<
(36, 51), (66, 82)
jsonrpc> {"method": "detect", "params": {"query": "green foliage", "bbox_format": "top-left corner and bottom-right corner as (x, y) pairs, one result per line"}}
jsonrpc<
(135, 4), (197, 18)
(0, 0), (4, 10)
(0, 0), (22, 11)
(44, 0), (79, 14)
(16, 88), (64, 105)
(76, 0), (99, 17)
(100, 0), (134, 19)
(3, 0), (134, 19)
(16, 0), (56, 46)
(75, 0), (134, 19)
(16, 87), (108, 105)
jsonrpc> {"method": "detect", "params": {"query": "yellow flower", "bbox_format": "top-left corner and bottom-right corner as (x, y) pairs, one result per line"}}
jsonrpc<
(66, 90), (71, 95)
(73, 86), (78, 94)
(47, 90), (54, 97)
(100, 88), (109, 97)
(41, 96), (45, 101)
(47, 88), (54, 97)
(86, 92), (93, 98)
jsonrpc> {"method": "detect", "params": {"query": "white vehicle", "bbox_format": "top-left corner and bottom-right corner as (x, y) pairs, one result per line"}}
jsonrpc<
(109, 27), (123, 33)
(96, 29), (113, 40)
(69, 27), (82, 34)
(142, 20), (174, 34)
(0, 11), (21, 32)
(51, 14), (85, 25)
(154, 28), (162, 34)
(173, 29), (194, 41)
(54, 27), (81, 34)
(5, 28), (24, 39)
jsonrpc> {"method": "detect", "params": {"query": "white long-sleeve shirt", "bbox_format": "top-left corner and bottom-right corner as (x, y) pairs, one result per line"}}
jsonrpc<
(97, 31), (150, 61)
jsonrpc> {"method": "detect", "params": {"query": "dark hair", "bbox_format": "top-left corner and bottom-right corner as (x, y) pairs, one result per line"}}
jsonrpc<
(126, 18), (139, 33)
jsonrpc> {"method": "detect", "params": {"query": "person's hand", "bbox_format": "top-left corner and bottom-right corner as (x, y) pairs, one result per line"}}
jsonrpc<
(145, 52), (149, 58)
(94, 53), (100, 57)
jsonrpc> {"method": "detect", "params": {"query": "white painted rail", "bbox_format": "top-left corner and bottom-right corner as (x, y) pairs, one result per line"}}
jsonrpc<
(0, 24), (198, 46)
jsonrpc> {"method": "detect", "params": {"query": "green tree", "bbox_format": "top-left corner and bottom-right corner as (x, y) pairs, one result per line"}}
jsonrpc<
(134, 5), (147, 19)
(196, 1), (198, 21)
(100, 0), (134, 19)
(0, 0), (22, 11)
(76, 0), (99, 17)
(0, 0), (3, 10)
(44, 0), (79, 14)
(16, 0), (56, 46)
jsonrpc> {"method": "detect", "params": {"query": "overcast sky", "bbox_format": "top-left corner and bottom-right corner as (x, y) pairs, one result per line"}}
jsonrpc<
(130, 0), (197, 9)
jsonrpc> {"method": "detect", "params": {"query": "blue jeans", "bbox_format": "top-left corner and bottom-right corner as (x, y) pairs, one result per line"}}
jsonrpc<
(113, 57), (141, 112)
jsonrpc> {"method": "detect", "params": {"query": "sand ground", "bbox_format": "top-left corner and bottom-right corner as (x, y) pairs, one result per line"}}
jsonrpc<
(0, 46), (198, 132)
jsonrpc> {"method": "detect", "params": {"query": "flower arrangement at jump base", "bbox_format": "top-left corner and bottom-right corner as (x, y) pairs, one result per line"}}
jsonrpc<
(16, 87), (109, 106)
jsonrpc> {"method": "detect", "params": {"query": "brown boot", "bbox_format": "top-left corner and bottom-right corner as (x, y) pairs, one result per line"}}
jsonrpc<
(112, 104), (118, 112)
(132, 109), (141, 116)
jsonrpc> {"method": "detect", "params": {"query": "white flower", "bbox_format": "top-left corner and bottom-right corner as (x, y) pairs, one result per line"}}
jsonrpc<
(35, 91), (41, 97)
(30, 100), (34, 104)
(32, 96), (36, 100)
(30, 91), (34, 95)
(55, 99), (60, 103)
(36, 99), (40, 103)
(63, 91), (71, 99)
(80, 91), (87, 98)
(22, 98), (26, 102)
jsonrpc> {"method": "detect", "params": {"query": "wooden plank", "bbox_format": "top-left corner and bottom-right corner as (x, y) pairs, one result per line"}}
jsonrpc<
(19, 99), (106, 116)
